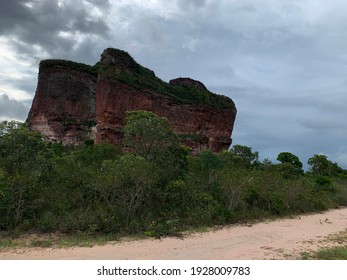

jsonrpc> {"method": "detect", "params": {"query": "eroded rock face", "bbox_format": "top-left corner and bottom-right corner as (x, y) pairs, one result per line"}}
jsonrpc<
(169, 77), (207, 90)
(27, 61), (97, 145)
(27, 48), (237, 153)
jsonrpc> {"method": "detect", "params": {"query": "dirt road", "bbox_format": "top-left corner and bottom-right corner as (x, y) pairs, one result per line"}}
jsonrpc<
(1, 208), (347, 260)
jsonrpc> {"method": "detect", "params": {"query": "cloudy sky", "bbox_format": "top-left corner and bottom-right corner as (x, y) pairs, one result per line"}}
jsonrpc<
(1, 0), (347, 168)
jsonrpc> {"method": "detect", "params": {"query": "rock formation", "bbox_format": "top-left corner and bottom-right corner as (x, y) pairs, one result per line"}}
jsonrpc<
(27, 48), (237, 153)
(27, 60), (97, 145)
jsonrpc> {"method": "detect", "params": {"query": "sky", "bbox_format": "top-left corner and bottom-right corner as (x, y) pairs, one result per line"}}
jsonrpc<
(1, 0), (347, 168)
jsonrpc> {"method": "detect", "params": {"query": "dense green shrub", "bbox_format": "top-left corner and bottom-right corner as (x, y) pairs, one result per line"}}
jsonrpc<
(0, 121), (53, 229)
(123, 110), (188, 183)
(1, 119), (347, 237)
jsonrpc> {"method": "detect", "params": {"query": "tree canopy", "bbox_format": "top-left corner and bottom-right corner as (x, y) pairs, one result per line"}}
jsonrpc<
(1, 119), (347, 238)
(123, 110), (188, 182)
(308, 154), (342, 177)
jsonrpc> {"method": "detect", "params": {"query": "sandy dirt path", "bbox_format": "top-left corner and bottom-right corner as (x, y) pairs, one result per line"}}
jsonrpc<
(1, 208), (347, 260)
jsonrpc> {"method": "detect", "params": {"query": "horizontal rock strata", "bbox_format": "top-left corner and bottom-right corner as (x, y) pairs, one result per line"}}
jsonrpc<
(27, 48), (237, 153)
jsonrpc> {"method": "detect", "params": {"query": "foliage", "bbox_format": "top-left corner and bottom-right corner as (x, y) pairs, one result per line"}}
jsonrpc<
(302, 230), (347, 260)
(124, 111), (178, 158)
(40, 59), (98, 77)
(277, 152), (304, 177)
(313, 247), (347, 260)
(277, 152), (303, 168)
(123, 110), (188, 182)
(225, 144), (259, 168)
(41, 49), (236, 110)
(82, 120), (97, 128)
(308, 154), (343, 177)
(61, 118), (96, 129)
(0, 121), (52, 229)
(91, 154), (159, 232)
(99, 48), (235, 110)
(1, 119), (347, 240)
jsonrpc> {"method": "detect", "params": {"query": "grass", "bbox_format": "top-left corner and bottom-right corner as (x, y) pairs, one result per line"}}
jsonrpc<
(314, 247), (347, 259)
(0, 225), (221, 250)
(302, 247), (347, 260)
(0, 213), (302, 251)
(0, 239), (27, 249)
(1, 214), (346, 254)
(0, 232), (121, 250)
(301, 229), (347, 260)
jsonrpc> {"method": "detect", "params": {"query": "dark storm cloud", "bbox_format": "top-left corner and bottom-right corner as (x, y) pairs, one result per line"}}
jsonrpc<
(0, 0), (112, 118)
(1, 0), (347, 168)
(0, 0), (110, 61)
(0, 94), (29, 121)
(212, 83), (347, 168)
(0, 0), (35, 34)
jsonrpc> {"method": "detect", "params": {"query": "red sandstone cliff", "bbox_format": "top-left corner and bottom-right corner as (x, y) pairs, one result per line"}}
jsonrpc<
(27, 48), (237, 153)
(27, 60), (97, 145)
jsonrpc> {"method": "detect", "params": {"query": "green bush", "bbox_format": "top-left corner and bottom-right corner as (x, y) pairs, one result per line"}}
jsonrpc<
(1, 120), (347, 238)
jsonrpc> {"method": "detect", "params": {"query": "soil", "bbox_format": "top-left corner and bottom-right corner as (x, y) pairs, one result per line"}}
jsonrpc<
(1, 208), (347, 260)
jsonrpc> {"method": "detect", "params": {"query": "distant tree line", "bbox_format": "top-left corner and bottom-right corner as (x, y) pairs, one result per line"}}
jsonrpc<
(1, 112), (347, 237)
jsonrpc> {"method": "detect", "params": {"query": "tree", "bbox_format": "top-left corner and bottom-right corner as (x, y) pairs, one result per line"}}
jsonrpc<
(277, 152), (303, 169)
(123, 110), (177, 159)
(307, 154), (342, 177)
(276, 152), (304, 177)
(92, 154), (158, 230)
(227, 145), (259, 168)
(0, 121), (51, 228)
(123, 110), (188, 182)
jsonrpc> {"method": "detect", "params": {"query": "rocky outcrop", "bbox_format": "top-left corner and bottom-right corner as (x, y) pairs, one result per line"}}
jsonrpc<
(27, 60), (97, 145)
(27, 48), (237, 153)
(169, 77), (207, 90)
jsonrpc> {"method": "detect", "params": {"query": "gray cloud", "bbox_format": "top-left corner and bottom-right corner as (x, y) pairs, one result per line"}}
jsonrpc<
(0, 0), (35, 34)
(0, 94), (29, 121)
(174, 0), (208, 9)
(212, 83), (347, 168)
(0, 0), (110, 63)
(1, 0), (347, 168)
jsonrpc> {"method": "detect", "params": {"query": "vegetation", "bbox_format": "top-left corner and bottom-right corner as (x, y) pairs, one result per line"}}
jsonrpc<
(301, 230), (347, 260)
(0, 232), (118, 249)
(303, 247), (347, 260)
(99, 48), (235, 110)
(39, 49), (235, 110)
(40, 59), (98, 77)
(1, 115), (347, 242)
(61, 118), (97, 129)
(123, 111), (189, 183)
